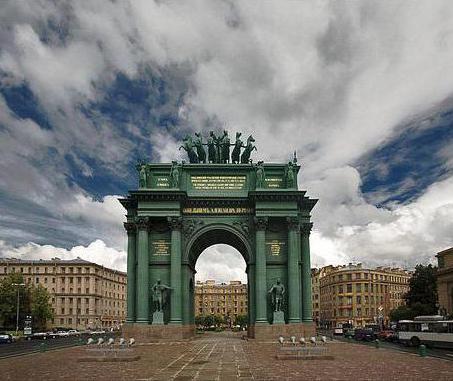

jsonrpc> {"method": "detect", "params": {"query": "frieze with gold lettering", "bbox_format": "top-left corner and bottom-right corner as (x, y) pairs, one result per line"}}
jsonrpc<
(182, 207), (253, 215)
(190, 175), (246, 190)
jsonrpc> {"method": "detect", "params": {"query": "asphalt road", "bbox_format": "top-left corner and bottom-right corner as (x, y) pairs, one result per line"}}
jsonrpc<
(333, 335), (453, 362)
(0, 333), (117, 359)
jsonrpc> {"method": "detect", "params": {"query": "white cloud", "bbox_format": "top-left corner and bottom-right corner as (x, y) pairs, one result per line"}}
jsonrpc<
(195, 245), (247, 284)
(0, 0), (453, 277)
(0, 239), (126, 272)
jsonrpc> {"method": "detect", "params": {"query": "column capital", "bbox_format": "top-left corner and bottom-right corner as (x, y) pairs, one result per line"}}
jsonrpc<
(286, 217), (300, 231)
(135, 217), (150, 230)
(301, 222), (313, 235)
(253, 216), (268, 231)
(123, 222), (136, 234)
(167, 216), (183, 230)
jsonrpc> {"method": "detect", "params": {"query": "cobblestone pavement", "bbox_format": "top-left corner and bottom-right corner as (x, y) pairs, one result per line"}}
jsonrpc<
(2, 332), (453, 380)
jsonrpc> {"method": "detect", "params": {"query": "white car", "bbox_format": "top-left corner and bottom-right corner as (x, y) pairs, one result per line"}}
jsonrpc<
(67, 330), (80, 336)
(56, 331), (70, 337)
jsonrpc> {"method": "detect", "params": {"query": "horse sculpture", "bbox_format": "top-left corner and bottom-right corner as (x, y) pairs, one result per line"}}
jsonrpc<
(240, 135), (257, 164)
(179, 136), (199, 163)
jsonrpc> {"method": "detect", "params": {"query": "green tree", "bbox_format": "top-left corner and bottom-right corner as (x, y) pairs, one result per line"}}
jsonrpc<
(195, 315), (205, 327)
(405, 264), (438, 315)
(213, 314), (224, 327)
(234, 314), (248, 328)
(0, 274), (31, 330)
(389, 305), (414, 322)
(30, 285), (54, 331)
(203, 314), (214, 329)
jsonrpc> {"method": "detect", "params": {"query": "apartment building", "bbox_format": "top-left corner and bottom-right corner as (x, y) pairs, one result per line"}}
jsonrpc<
(0, 257), (127, 330)
(317, 263), (411, 327)
(437, 247), (453, 316)
(195, 280), (248, 320)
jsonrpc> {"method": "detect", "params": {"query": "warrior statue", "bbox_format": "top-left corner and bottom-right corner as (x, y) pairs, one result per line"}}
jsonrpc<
(207, 131), (217, 163)
(240, 135), (257, 164)
(194, 132), (206, 163)
(268, 279), (285, 312)
(231, 132), (243, 164)
(169, 160), (180, 188)
(151, 279), (172, 312)
(220, 130), (231, 163)
(255, 160), (265, 188)
(179, 135), (199, 163)
(285, 161), (296, 188)
(136, 163), (148, 188)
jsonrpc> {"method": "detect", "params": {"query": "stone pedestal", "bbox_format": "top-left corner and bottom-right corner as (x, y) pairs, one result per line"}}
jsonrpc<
(249, 322), (316, 341)
(152, 311), (164, 325)
(272, 311), (285, 324)
(122, 323), (195, 343)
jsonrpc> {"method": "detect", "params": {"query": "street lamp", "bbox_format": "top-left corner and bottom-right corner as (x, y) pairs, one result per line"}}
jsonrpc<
(12, 283), (25, 335)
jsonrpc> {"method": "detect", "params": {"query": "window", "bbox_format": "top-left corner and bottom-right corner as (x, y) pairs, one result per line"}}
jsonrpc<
(346, 284), (352, 293)
(356, 283), (361, 292)
(36, 277), (39, 283)
(356, 296), (361, 304)
(364, 283), (369, 292)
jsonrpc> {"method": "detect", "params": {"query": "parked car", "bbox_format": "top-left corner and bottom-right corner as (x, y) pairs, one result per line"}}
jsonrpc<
(377, 330), (396, 342)
(31, 332), (49, 340)
(354, 328), (375, 342)
(56, 331), (70, 337)
(344, 329), (355, 339)
(0, 333), (13, 344)
(67, 329), (80, 336)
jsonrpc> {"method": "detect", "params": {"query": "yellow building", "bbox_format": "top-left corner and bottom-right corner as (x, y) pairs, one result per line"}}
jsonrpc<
(194, 280), (248, 321)
(0, 257), (127, 330)
(437, 247), (453, 316)
(311, 268), (321, 325)
(317, 264), (411, 327)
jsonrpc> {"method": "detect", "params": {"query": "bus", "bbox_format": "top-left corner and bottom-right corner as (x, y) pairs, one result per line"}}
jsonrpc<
(397, 315), (453, 348)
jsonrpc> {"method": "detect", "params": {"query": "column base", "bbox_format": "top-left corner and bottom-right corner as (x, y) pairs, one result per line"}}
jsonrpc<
(126, 318), (135, 323)
(169, 319), (182, 325)
(135, 319), (149, 324)
(250, 322), (315, 341)
(288, 318), (301, 324)
(122, 323), (195, 342)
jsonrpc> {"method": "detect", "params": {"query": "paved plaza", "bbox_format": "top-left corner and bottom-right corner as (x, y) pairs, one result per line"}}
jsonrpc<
(2, 332), (453, 380)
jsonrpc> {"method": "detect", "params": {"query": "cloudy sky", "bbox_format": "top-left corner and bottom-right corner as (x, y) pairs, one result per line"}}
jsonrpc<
(1, 1), (453, 283)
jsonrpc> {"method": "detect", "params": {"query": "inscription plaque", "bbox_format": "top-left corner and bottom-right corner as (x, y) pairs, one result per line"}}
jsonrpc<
(152, 240), (170, 255)
(266, 240), (286, 256)
(191, 175), (246, 190)
(265, 177), (283, 188)
(155, 176), (169, 188)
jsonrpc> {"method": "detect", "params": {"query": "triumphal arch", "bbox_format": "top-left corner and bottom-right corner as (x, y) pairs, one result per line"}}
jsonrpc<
(120, 131), (317, 339)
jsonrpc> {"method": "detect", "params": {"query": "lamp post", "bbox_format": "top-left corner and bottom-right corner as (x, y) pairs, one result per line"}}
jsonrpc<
(12, 283), (25, 335)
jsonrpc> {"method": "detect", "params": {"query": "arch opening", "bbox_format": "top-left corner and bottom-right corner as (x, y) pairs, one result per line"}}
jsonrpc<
(185, 226), (252, 332)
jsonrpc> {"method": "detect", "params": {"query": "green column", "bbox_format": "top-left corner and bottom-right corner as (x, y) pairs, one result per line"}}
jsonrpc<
(168, 217), (182, 325)
(136, 217), (149, 324)
(254, 217), (268, 324)
(124, 222), (136, 323)
(287, 217), (301, 323)
(301, 222), (313, 322)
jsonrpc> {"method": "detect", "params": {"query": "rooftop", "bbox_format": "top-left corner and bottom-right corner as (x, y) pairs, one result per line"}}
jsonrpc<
(0, 257), (126, 275)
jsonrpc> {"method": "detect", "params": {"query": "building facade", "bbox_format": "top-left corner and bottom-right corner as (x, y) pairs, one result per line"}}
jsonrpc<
(0, 257), (127, 330)
(194, 280), (248, 323)
(437, 247), (453, 316)
(317, 264), (411, 327)
(311, 268), (321, 325)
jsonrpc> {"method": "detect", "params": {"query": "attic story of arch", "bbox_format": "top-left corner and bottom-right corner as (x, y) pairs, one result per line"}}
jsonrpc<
(137, 130), (299, 190)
